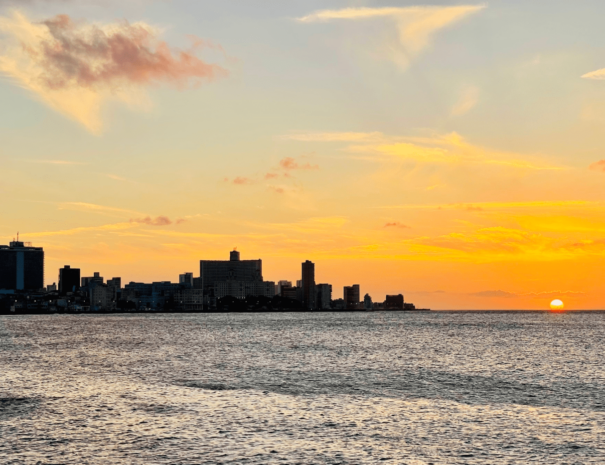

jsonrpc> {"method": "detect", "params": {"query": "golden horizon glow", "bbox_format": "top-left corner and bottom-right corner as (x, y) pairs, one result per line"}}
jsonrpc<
(550, 299), (565, 311)
(1, 2), (605, 309)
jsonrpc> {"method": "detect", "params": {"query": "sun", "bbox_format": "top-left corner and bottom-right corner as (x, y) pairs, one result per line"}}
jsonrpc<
(550, 299), (565, 311)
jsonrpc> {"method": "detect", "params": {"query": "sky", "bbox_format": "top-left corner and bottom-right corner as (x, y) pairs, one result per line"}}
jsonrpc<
(1, 0), (605, 310)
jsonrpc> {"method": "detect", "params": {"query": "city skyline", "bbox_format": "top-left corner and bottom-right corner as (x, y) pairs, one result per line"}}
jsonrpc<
(2, 1), (605, 310)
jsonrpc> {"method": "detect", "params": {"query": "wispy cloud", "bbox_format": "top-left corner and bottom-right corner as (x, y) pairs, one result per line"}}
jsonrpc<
(589, 160), (605, 172)
(471, 290), (584, 298)
(0, 12), (227, 133)
(582, 68), (605, 80)
(384, 222), (411, 228)
(451, 86), (480, 116)
(287, 130), (562, 170)
(279, 157), (319, 171)
(380, 200), (598, 210)
(130, 216), (173, 226)
(280, 132), (384, 142)
(58, 202), (140, 217)
(298, 5), (485, 69)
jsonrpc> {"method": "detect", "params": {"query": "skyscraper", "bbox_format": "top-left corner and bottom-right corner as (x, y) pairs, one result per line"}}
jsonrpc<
(344, 284), (360, 309)
(0, 240), (44, 291)
(59, 265), (80, 295)
(301, 260), (316, 310)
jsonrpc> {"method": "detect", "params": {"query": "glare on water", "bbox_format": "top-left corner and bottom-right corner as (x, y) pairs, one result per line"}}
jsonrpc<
(0, 312), (604, 464)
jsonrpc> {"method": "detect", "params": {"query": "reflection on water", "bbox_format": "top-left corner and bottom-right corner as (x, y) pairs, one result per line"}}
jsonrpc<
(0, 312), (604, 464)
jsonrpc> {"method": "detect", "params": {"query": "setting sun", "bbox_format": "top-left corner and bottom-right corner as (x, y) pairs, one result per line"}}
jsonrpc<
(550, 299), (565, 311)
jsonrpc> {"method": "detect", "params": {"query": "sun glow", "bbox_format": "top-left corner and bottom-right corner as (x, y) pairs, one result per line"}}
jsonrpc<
(550, 299), (565, 311)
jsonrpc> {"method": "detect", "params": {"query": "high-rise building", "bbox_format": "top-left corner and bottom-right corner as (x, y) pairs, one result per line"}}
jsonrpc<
(59, 265), (80, 295)
(82, 272), (104, 288)
(200, 251), (263, 290)
(316, 284), (332, 310)
(301, 260), (316, 310)
(344, 284), (360, 309)
(199, 250), (275, 299)
(0, 240), (44, 291)
(179, 273), (194, 286)
(277, 280), (292, 295)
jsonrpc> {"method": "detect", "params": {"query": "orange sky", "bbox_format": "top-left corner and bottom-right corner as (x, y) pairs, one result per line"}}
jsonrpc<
(1, 1), (605, 309)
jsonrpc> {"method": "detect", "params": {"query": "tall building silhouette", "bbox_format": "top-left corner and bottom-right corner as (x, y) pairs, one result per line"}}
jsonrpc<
(301, 260), (316, 310)
(200, 250), (274, 298)
(344, 284), (360, 309)
(0, 240), (44, 291)
(59, 265), (80, 295)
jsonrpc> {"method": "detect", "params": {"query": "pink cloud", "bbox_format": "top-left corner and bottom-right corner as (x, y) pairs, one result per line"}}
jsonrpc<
(384, 222), (411, 228)
(269, 186), (286, 194)
(0, 12), (227, 132)
(232, 177), (254, 185)
(35, 15), (226, 91)
(279, 157), (319, 171)
(589, 160), (605, 172)
(131, 216), (172, 226)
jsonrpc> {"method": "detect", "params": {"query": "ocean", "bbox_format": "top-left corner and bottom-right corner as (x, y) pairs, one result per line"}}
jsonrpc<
(1, 311), (603, 464)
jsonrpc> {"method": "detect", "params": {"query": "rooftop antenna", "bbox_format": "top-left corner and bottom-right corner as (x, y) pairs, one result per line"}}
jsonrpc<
(17, 232), (19, 241)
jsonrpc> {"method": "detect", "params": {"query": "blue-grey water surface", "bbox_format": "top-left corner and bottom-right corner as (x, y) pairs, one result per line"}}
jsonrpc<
(0, 311), (604, 464)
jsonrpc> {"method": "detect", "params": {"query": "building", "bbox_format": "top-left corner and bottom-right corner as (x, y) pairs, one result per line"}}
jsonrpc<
(277, 280), (292, 295)
(364, 293), (373, 310)
(281, 284), (299, 300)
(344, 284), (360, 309)
(214, 281), (275, 299)
(316, 284), (332, 310)
(179, 273), (194, 287)
(59, 265), (80, 295)
(385, 294), (404, 310)
(0, 240), (44, 291)
(200, 250), (275, 300)
(174, 288), (204, 311)
(301, 260), (316, 310)
(200, 250), (262, 290)
(82, 272), (104, 288)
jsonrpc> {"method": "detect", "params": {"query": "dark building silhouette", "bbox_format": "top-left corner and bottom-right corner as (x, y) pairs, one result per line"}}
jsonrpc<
(59, 265), (80, 295)
(301, 260), (316, 310)
(82, 272), (104, 288)
(200, 250), (262, 290)
(199, 250), (275, 299)
(344, 284), (360, 309)
(0, 240), (44, 291)
(385, 294), (404, 310)
(316, 284), (332, 310)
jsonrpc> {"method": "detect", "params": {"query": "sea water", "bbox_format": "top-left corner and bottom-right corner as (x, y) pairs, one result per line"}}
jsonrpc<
(0, 311), (603, 464)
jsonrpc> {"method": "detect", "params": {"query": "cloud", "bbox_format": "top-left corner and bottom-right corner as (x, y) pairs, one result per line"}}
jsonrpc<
(290, 130), (562, 170)
(381, 200), (598, 211)
(0, 12), (227, 132)
(384, 222), (411, 228)
(451, 86), (480, 116)
(279, 157), (319, 171)
(268, 185), (287, 195)
(231, 176), (254, 185)
(58, 202), (140, 217)
(280, 132), (384, 142)
(298, 5), (485, 69)
(130, 216), (172, 226)
(471, 289), (584, 298)
(470, 290), (516, 298)
(582, 68), (605, 80)
(589, 160), (605, 172)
